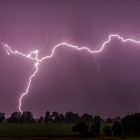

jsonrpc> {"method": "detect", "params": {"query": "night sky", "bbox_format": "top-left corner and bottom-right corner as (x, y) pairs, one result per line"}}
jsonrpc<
(0, 0), (140, 118)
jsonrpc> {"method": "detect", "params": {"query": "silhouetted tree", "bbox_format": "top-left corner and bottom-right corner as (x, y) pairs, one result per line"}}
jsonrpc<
(114, 117), (121, 122)
(20, 111), (35, 123)
(57, 113), (65, 123)
(72, 122), (89, 137)
(112, 121), (122, 136)
(7, 112), (21, 123)
(38, 116), (44, 123)
(103, 125), (112, 136)
(121, 113), (140, 136)
(73, 113), (80, 122)
(0, 113), (5, 123)
(106, 118), (113, 123)
(52, 111), (60, 123)
(65, 111), (79, 123)
(93, 116), (102, 123)
(81, 113), (93, 123)
(45, 111), (53, 123)
(90, 121), (101, 137)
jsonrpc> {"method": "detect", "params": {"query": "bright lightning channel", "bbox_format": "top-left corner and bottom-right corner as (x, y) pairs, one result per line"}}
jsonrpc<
(0, 34), (140, 113)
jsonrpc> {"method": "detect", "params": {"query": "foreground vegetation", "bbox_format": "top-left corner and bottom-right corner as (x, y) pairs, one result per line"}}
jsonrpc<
(0, 111), (139, 139)
(0, 123), (138, 140)
(0, 137), (138, 140)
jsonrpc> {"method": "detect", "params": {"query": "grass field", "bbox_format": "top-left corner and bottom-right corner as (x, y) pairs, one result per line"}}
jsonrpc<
(0, 137), (139, 140)
(0, 124), (77, 137)
(0, 124), (139, 140)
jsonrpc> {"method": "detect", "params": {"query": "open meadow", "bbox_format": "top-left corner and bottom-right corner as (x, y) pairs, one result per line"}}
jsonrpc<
(0, 124), (138, 140)
(0, 124), (76, 137)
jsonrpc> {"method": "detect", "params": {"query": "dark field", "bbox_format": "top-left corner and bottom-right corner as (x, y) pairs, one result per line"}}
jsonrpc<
(0, 137), (138, 140)
(0, 123), (104, 136)
(0, 124), (76, 137)
(0, 124), (138, 140)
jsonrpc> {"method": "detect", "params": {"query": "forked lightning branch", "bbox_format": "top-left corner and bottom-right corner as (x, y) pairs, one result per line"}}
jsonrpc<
(1, 34), (140, 113)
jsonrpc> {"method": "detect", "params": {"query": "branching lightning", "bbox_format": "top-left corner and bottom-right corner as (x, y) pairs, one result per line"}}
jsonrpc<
(1, 34), (140, 113)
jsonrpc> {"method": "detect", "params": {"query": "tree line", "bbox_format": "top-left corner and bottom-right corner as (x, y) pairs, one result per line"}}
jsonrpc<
(0, 111), (140, 137)
(72, 113), (140, 137)
(0, 111), (96, 123)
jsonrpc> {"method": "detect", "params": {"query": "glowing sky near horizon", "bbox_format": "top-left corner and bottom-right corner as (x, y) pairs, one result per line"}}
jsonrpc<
(0, 0), (140, 117)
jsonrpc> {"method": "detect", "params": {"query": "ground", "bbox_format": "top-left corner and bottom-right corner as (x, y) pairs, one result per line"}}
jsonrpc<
(0, 137), (138, 140)
(0, 124), (139, 140)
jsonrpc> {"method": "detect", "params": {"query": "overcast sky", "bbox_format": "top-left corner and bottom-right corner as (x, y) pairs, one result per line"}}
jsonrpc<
(0, 0), (140, 118)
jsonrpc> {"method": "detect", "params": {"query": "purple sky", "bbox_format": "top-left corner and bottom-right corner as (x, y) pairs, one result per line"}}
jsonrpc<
(0, 0), (140, 118)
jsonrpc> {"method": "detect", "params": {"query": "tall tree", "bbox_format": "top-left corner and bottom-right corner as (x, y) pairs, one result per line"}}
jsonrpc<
(7, 112), (21, 123)
(0, 113), (5, 123)
(112, 121), (122, 136)
(20, 111), (35, 123)
(81, 113), (93, 123)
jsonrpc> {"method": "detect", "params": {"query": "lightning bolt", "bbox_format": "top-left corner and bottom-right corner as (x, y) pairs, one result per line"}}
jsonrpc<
(1, 34), (140, 113)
